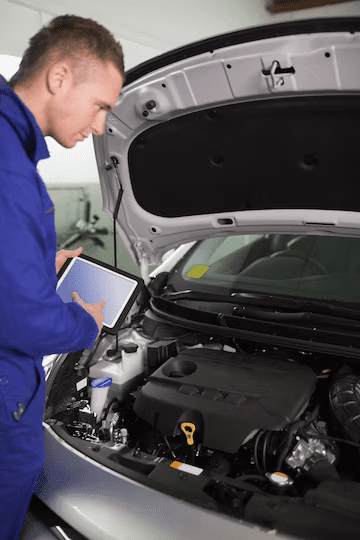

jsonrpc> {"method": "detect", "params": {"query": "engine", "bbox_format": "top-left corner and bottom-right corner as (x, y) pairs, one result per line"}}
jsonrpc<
(133, 348), (316, 453)
(46, 326), (360, 496)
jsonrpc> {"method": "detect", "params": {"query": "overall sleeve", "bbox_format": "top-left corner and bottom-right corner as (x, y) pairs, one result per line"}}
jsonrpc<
(0, 166), (99, 358)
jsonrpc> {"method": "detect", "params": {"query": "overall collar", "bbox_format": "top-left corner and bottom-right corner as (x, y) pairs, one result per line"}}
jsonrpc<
(0, 74), (49, 165)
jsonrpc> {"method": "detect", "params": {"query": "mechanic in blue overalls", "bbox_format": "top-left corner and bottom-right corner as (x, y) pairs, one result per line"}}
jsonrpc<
(0, 15), (124, 539)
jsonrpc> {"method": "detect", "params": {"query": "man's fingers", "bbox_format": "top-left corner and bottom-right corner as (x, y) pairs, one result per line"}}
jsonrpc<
(71, 293), (105, 331)
(66, 247), (83, 258)
(71, 291), (83, 305)
(72, 292), (105, 309)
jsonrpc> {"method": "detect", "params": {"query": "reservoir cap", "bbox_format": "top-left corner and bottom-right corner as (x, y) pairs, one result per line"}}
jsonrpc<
(91, 377), (113, 388)
(123, 343), (139, 354)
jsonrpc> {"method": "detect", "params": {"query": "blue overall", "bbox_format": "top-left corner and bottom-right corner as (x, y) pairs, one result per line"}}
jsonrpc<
(0, 75), (99, 539)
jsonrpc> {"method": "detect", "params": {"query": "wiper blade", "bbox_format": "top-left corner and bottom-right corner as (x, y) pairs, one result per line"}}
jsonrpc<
(162, 290), (230, 302)
(161, 289), (284, 306)
(162, 289), (312, 309)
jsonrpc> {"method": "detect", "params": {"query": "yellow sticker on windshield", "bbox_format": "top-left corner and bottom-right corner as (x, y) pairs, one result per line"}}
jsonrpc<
(187, 265), (209, 278)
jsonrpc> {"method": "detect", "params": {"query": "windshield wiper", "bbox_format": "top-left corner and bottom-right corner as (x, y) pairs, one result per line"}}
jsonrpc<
(161, 289), (301, 305)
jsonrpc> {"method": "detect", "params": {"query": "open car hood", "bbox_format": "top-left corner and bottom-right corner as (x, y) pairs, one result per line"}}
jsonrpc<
(94, 18), (360, 267)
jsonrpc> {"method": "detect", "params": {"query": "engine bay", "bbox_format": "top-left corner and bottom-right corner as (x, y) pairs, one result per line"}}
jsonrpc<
(45, 313), (360, 539)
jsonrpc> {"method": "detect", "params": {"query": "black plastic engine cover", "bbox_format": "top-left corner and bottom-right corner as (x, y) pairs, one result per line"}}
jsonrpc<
(134, 348), (316, 453)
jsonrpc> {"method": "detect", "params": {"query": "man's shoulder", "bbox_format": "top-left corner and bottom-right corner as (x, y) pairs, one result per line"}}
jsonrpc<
(0, 113), (33, 171)
(0, 114), (39, 195)
(0, 112), (23, 143)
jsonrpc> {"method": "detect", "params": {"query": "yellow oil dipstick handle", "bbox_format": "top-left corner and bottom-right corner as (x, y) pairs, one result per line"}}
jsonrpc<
(181, 422), (196, 446)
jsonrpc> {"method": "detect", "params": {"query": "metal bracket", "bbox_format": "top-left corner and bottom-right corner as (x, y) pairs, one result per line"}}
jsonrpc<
(262, 60), (295, 90)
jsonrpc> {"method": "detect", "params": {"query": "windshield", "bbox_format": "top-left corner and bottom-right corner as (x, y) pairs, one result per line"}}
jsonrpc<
(166, 234), (360, 304)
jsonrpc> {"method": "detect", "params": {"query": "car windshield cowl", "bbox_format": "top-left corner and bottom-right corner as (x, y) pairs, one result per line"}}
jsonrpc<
(160, 289), (360, 323)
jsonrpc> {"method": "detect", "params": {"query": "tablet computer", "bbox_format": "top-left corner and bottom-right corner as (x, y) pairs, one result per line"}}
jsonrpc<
(56, 254), (144, 334)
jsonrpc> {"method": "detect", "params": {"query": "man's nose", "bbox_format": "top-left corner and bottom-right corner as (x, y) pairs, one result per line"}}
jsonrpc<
(90, 115), (106, 137)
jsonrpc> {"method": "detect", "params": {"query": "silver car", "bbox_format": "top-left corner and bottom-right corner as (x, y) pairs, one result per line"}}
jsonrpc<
(23, 17), (360, 540)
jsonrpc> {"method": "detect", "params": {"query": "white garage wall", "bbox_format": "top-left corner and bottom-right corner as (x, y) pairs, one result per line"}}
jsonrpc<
(0, 0), (42, 57)
(2, 0), (360, 55)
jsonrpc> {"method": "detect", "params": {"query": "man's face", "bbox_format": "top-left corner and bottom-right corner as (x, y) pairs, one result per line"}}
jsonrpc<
(47, 59), (123, 148)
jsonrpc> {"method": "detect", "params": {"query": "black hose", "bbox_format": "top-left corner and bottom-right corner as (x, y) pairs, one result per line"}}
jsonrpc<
(262, 430), (272, 473)
(102, 397), (120, 422)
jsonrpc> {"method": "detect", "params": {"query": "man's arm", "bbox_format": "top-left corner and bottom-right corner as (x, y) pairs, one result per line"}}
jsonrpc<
(0, 169), (100, 356)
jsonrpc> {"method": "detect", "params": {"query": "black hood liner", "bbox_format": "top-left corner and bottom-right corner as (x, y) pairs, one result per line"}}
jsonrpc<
(128, 95), (360, 218)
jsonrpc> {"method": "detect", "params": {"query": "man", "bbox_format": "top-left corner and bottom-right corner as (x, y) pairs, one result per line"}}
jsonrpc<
(0, 15), (124, 539)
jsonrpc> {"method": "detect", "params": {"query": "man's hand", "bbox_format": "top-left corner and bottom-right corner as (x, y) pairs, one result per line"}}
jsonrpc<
(71, 292), (106, 332)
(56, 247), (83, 274)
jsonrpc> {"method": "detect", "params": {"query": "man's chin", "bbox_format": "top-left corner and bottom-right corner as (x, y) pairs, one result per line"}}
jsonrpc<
(50, 135), (81, 148)
(66, 137), (82, 148)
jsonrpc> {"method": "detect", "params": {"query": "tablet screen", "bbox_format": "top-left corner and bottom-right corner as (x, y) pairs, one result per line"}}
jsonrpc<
(56, 254), (143, 333)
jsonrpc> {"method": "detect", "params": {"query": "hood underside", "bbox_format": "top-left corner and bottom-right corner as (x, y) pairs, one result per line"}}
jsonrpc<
(94, 18), (360, 266)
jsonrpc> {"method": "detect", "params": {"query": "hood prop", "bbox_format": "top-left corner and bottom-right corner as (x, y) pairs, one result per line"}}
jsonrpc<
(111, 156), (124, 270)
(110, 156), (124, 353)
(111, 156), (150, 285)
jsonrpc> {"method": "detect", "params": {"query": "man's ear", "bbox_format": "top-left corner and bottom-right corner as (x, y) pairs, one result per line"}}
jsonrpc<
(46, 62), (73, 95)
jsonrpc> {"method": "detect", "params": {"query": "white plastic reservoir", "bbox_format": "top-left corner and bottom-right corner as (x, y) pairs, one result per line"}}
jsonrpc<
(89, 342), (144, 403)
